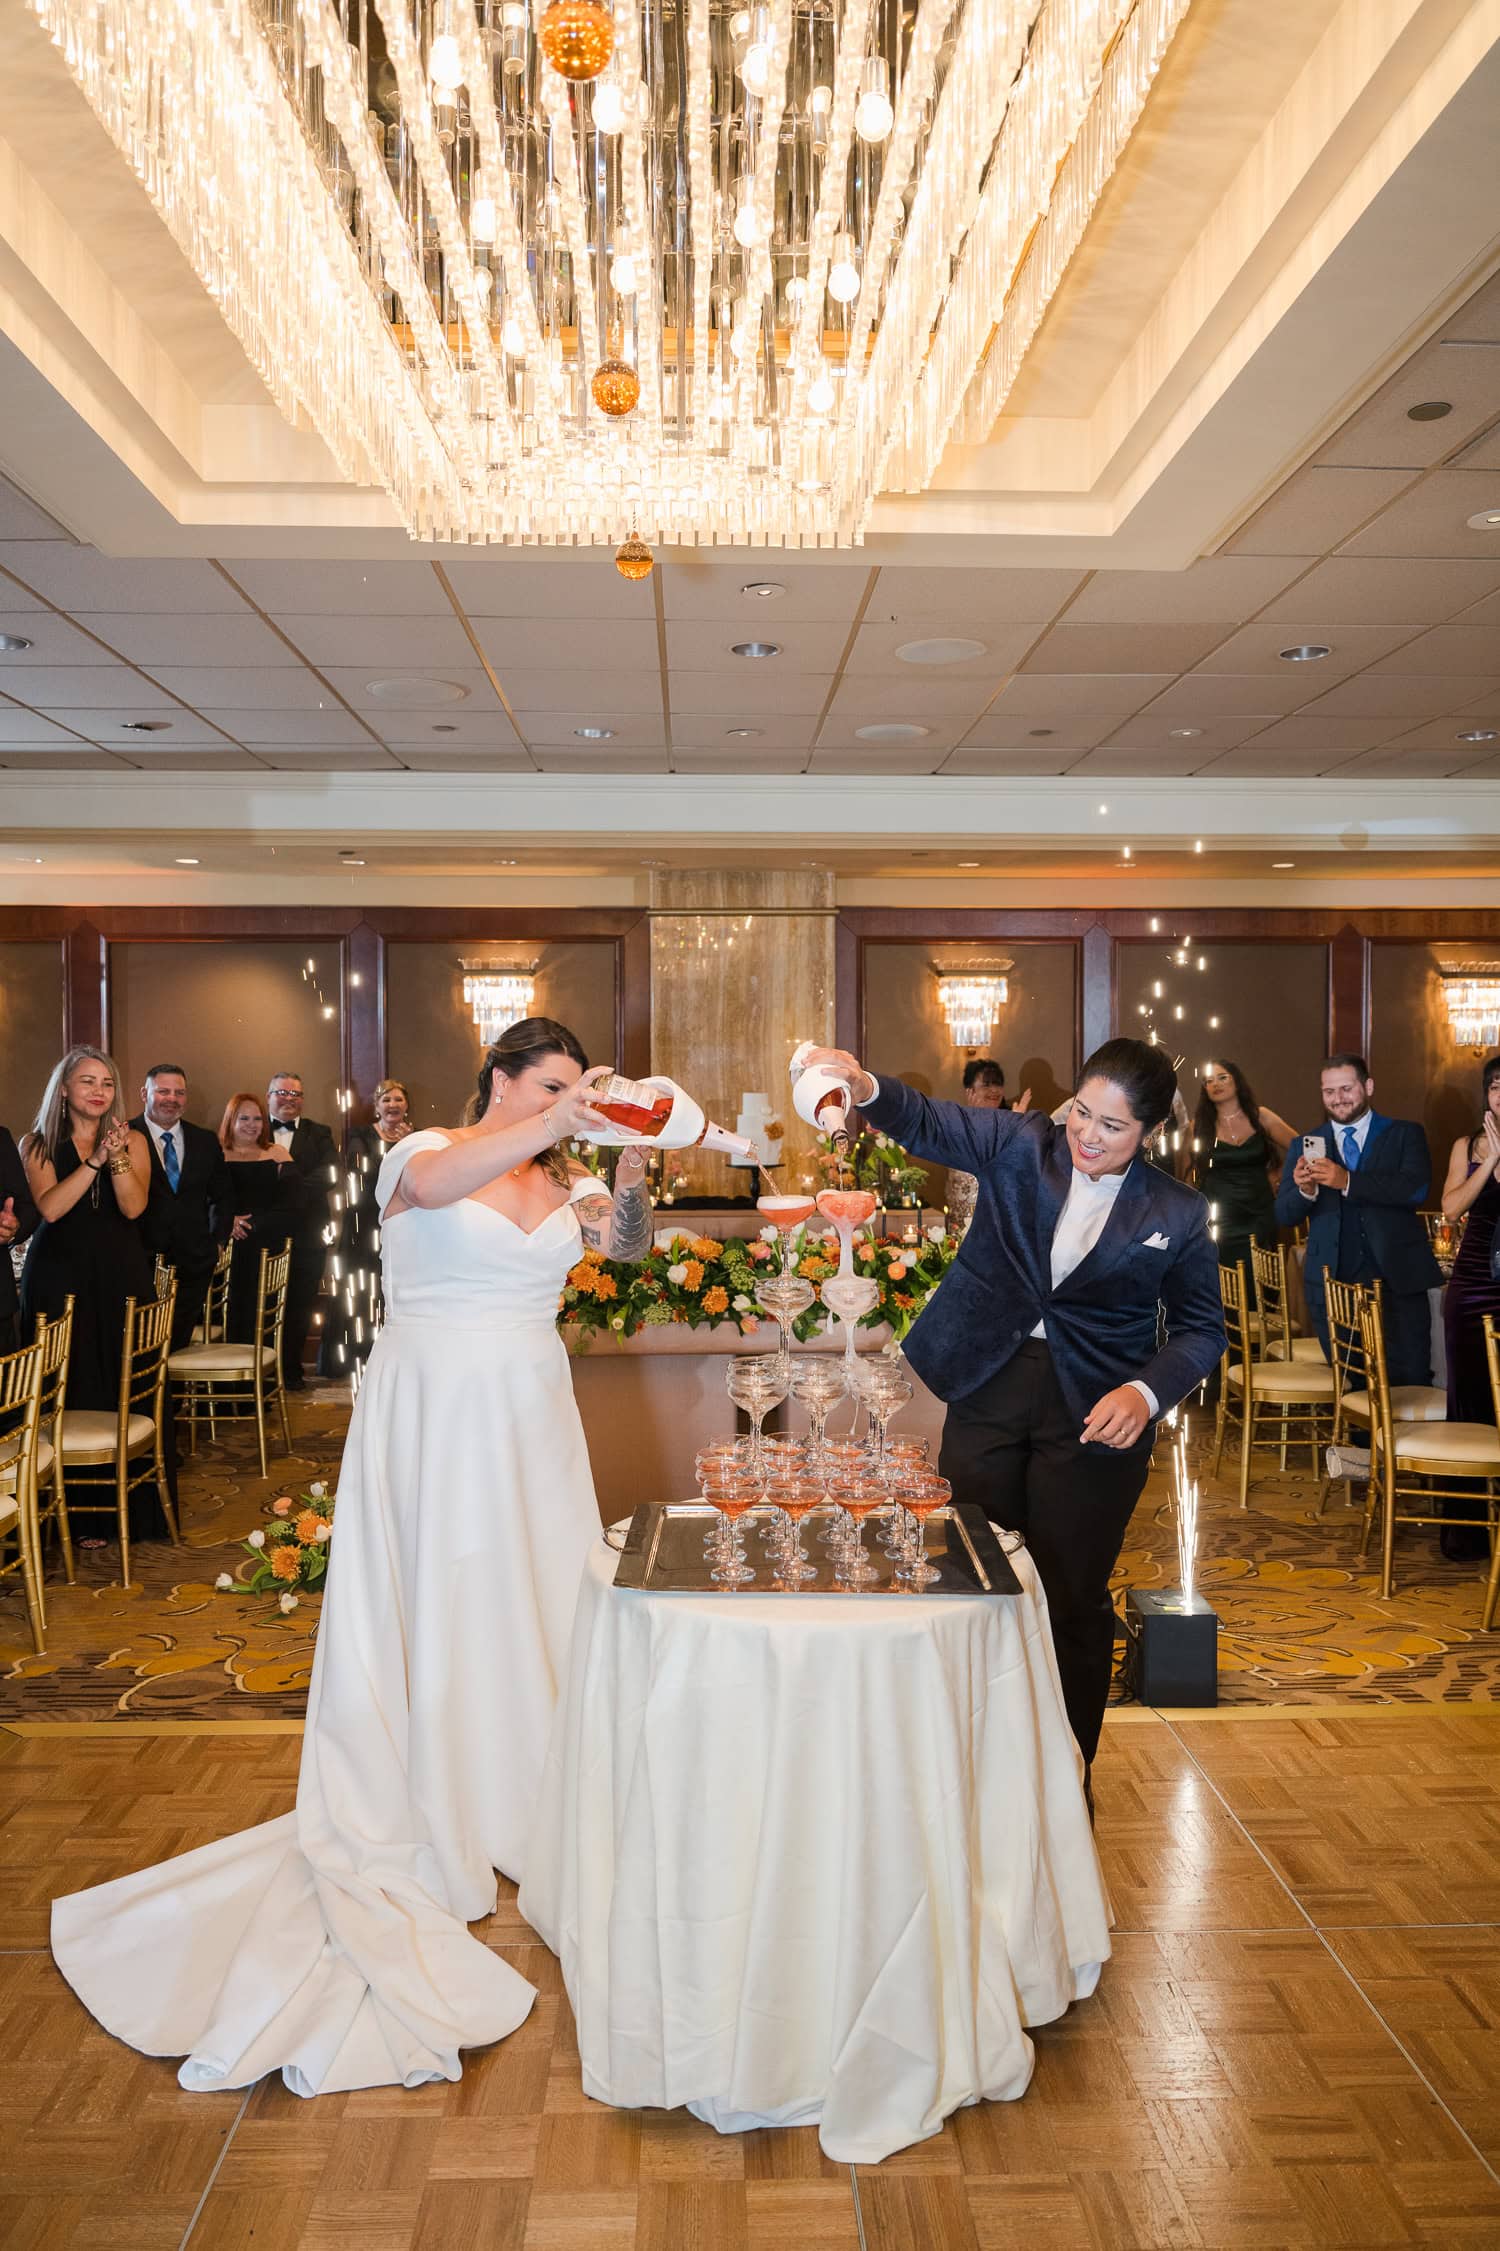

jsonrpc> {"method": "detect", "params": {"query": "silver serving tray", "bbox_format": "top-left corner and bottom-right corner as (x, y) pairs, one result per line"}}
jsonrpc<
(607, 1501), (1023, 1597)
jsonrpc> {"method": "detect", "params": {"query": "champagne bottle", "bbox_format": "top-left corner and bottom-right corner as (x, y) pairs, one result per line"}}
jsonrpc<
(788, 1041), (853, 1147)
(580, 1074), (756, 1158)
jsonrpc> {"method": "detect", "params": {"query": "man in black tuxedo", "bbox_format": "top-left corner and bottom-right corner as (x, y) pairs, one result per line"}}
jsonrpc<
(0, 1126), (40, 1350)
(1273, 1053), (1441, 1388)
(131, 1065), (235, 1351)
(267, 1072), (339, 1390)
(804, 1039), (1225, 1793)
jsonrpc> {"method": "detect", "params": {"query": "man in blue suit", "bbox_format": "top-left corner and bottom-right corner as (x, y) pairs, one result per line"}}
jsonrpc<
(1273, 1053), (1441, 1388)
(803, 1040), (1225, 1790)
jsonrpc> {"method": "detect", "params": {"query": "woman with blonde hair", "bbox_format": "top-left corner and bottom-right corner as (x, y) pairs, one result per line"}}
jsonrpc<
(20, 1046), (163, 1542)
(218, 1090), (305, 1346)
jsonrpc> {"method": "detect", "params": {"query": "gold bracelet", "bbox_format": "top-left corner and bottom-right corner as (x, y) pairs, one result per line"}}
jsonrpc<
(109, 1155), (132, 1176)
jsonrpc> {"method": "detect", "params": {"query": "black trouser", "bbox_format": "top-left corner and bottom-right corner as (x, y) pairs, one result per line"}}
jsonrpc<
(1313, 1277), (1432, 1390)
(939, 1341), (1152, 1765)
(281, 1244), (327, 1388)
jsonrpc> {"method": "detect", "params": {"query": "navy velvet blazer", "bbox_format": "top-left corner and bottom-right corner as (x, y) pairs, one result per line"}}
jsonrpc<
(1272, 1113), (1441, 1312)
(861, 1077), (1226, 1453)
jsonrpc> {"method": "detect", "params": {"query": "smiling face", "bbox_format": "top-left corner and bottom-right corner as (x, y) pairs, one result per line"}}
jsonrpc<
(267, 1076), (303, 1124)
(374, 1086), (409, 1133)
(143, 1070), (187, 1128)
(1066, 1077), (1148, 1178)
(231, 1101), (266, 1150)
(65, 1057), (116, 1125)
(491, 1051), (585, 1126)
(1320, 1064), (1372, 1126)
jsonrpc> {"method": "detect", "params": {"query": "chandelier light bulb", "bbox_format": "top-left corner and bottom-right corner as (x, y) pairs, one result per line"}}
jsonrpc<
(501, 316), (526, 357)
(500, 0), (528, 69)
(469, 193), (497, 244)
(592, 356), (640, 416)
(827, 234), (861, 304)
(609, 251), (637, 295)
(740, 40), (771, 95)
(536, 0), (613, 81)
(427, 31), (463, 90)
(730, 9), (751, 35)
(854, 58), (894, 143)
(592, 79), (625, 133)
(732, 181), (763, 247)
(615, 535), (654, 582)
(808, 368), (836, 414)
(472, 265), (493, 296)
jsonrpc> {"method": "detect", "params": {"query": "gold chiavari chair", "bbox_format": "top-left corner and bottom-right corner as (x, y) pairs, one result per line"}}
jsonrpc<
(1212, 1260), (1337, 1507)
(31, 1298), (75, 1583)
(0, 1336), (47, 1651)
(168, 1244), (292, 1480)
(154, 1240), (233, 1347)
(1318, 1275), (1447, 1515)
(1361, 1290), (1500, 1603)
(1250, 1242), (1326, 1364)
(56, 1286), (179, 1588)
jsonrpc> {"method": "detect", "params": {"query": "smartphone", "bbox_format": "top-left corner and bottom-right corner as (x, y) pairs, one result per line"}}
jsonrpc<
(1301, 1134), (1324, 1164)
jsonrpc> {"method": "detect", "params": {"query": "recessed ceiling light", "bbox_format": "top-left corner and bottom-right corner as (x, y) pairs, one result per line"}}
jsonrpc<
(731, 641), (781, 658)
(497, 857), (518, 865)
(1278, 644), (1331, 663)
(121, 719), (172, 732)
(1466, 509), (1500, 531)
(957, 860), (980, 868)
(1272, 861), (1295, 869)
(1097, 803), (1109, 814)
(1457, 728), (1499, 743)
(432, 724), (459, 734)
(740, 581), (786, 600)
(574, 726), (615, 740)
(0, 634), (35, 653)
(365, 676), (469, 705)
(1405, 400), (1452, 421)
(895, 636), (986, 665)
(1169, 727), (1203, 739)
(174, 856), (200, 866)
(725, 727), (762, 739)
(854, 722), (930, 742)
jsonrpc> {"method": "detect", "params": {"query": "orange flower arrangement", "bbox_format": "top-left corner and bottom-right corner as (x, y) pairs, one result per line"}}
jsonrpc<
(270, 1542), (303, 1583)
(593, 1272), (618, 1300)
(690, 1238), (722, 1262)
(221, 1480), (336, 1608)
(701, 1284), (729, 1315)
(681, 1259), (704, 1291)
(294, 1509), (325, 1545)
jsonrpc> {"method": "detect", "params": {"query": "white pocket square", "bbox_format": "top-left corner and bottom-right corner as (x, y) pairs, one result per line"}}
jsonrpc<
(1142, 1231), (1171, 1249)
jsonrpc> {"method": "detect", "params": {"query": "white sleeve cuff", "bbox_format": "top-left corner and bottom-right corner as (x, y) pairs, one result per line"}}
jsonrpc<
(1127, 1379), (1159, 1417)
(861, 1076), (880, 1103)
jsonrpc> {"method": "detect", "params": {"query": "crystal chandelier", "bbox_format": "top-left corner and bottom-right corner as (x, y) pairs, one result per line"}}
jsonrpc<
(462, 960), (537, 1042)
(936, 966), (1009, 1051)
(1440, 965), (1500, 1052)
(29, 0), (1190, 545)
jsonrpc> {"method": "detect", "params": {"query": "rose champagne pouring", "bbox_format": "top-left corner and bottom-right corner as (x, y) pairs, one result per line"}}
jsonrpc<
(754, 1193), (818, 1377)
(814, 1188), (880, 1381)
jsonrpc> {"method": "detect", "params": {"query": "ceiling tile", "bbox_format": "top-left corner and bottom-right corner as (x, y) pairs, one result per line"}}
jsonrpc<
(1142, 674), (1307, 716)
(57, 709), (241, 746)
(958, 716), (1122, 750)
(7, 669), (177, 710)
(671, 671), (826, 717)
(146, 666), (337, 709)
(1296, 674), (1493, 721)
(392, 748), (536, 771)
(1256, 556), (1500, 627)
(0, 704), (87, 745)
(271, 614), (479, 669)
(498, 669), (662, 716)
(318, 667), (500, 713)
(1315, 344), (1500, 471)
(827, 674), (993, 721)
(1021, 622), (1227, 674)
(226, 560), (453, 615)
(513, 714), (667, 748)
(1322, 746), (1499, 779)
(1224, 466), (1417, 556)
(1371, 626), (1500, 675)
(0, 611), (122, 665)
(250, 749), (405, 771)
(1340, 469), (1500, 560)
(816, 721), (965, 754)
(1192, 744), (1359, 776)
(2, 549), (251, 613)
(868, 566), (1085, 625)
(805, 744), (947, 774)
(1455, 685), (1500, 719)
(938, 748), (1080, 775)
(1223, 715), (1392, 753)
(110, 746), (268, 769)
(1194, 622), (1414, 678)
(92, 613), (295, 667)
(1098, 713), (1279, 752)
(670, 718), (818, 751)
(1063, 748), (1213, 776)
(0, 568), (47, 612)
(1437, 272), (1500, 344)
(1062, 556), (1305, 625)
(442, 556), (655, 620)
(1376, 717), (1500, 752)
(665, 621), (849, 673)
(195, 706), (376, 745)
(532, 745), (672, 772)
(1454, 425), (1500, 472)
(474, 617), (662, 673)
(662, 560), (870, 624)
(983, 672), (1173, 717)
(365, 708), (527, 746)
(0, 480), (70, 540)
(671, 747), (811, 774)
(843, 618), (1034, 677)
(0, 749), (126, 769)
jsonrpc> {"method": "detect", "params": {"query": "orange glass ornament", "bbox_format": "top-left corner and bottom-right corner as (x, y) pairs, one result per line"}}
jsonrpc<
(615, 536), (653, 582)
(536, 0), (613, 80)
(591, 357), (640, 417)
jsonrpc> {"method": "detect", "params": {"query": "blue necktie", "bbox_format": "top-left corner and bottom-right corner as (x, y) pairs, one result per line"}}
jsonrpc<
(162, 1132), (180, 1192)
(1341, 1126), (1359, 1173)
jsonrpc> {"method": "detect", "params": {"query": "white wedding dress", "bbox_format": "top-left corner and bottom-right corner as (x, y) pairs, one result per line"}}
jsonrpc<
(52, 1131), (604, 2095)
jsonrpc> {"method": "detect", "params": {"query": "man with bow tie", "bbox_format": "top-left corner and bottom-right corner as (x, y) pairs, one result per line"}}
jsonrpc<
(130, 1065), (234, 1350)
(266, 1072), (340, 1391)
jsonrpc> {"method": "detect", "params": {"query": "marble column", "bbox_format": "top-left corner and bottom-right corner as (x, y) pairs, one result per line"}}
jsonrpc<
(648, 869), (835, 1201)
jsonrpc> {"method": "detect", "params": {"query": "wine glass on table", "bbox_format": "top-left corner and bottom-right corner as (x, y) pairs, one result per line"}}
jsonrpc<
(703, 1465), (761, 1586)
(829, 1477), (884, 1588)
(894, 1474), (952, 1590)
(770, 1475), (822, 1584)
(725, 1354), (789, 1473)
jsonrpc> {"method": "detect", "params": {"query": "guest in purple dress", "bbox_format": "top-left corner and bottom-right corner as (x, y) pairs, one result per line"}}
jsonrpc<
(1438, 1052), (1500, 1560)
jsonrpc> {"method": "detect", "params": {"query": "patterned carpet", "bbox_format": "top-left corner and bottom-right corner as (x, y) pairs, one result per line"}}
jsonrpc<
(1, 1393), (1495, 1721)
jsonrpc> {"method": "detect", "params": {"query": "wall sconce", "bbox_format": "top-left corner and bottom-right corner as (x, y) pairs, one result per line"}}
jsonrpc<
(461, 959), (538, 1045)
(1440, 963), (1500, 1051)
(933, 960), (1012, 1052)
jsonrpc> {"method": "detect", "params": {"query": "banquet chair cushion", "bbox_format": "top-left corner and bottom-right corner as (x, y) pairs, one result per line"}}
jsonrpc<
(1341, 1387), (1448, 1424)
(0, 1494), (16, 1533)
(167, 1344), (276, 1377)
(0, 1433), (55, 1485)
(1390, 1422), (1500, 1469)
(1265, 1337), (1326, 1362)
(1225, 1362), (1335, 1400)
(59, 1410), (156, 1458)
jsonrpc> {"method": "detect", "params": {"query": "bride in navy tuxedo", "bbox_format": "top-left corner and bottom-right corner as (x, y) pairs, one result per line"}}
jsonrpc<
(803, 1039), (1225, 1797)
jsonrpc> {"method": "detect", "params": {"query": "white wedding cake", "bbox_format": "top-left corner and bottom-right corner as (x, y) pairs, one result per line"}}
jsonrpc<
(728, 1092), (783, 1169)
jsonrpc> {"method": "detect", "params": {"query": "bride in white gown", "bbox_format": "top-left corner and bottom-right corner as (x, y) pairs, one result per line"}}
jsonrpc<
(52, 1018), (651, 2096)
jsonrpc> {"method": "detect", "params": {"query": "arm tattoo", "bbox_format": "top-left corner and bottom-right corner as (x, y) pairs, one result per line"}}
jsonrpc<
(606, 1176), (653, 1263)
(574, 1194), (613, 1255)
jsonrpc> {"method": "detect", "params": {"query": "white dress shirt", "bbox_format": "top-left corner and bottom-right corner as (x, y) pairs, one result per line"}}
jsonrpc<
(1030, 1169), (1160, 1416)
(1299, 1109), (1371, 1199)
(272, 1120), (296, 1148)
(146, 1118), (184, 1177)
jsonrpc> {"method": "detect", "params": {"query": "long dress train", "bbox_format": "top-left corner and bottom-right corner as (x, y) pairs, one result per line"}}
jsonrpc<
(51, 1132), (604, 2093)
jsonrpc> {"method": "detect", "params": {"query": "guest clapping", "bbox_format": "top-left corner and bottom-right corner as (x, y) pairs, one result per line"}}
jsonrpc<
(220, 1093), (306, 1347)
(131, 1064), (234, 1351)
(1439, 1053), (1500, 1435)
(265, 1073), (338, 1392)
(1191, 1060), (1294, 1294)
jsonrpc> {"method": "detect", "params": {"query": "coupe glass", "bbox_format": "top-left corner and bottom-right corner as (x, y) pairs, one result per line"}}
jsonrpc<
(771, 1476), (822, 1583)
(788, 1355), (849, 1462)
(704, 1468), (761, 1586)
(725, 1353), (789, 1469)
(895, 1474), (952, 1590)
(830, 1478), (884, 1588)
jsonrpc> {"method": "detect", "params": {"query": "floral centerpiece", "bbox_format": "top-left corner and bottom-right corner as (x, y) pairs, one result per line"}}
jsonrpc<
(561, 1222), (957, 1348)
(216, 1480), (335, 1614)
(816, 1128), (927, 1207)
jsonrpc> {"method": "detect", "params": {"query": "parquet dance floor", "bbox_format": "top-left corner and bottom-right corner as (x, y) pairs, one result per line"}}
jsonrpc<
(3, 1705), (1499, 2249)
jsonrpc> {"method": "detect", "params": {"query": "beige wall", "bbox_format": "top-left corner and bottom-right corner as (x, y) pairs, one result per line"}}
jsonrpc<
(0, 940), (67, 1132)
(1370, 941), (1499, 1181)
(385, 940), (619, 1127)
(1114, 938), (1329, 1132)
(109, 941), (344, 1129)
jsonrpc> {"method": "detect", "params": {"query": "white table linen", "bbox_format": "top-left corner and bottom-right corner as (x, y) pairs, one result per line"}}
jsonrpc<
(519, 1531), (1111, 2163)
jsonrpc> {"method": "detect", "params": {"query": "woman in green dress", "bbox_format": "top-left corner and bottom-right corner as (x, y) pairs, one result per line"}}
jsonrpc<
(1191, 1060), (1295, 1301)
